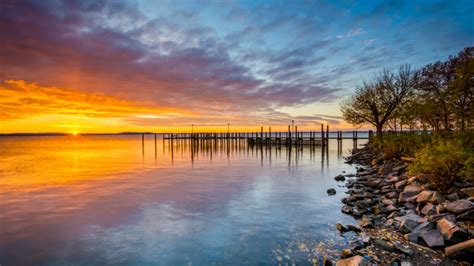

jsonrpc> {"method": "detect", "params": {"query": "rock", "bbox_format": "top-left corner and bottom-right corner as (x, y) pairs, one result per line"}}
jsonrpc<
(366, 179), (382, 188)
(446, 193), (459, 201)
(341, 205), (353, 214)
(428, 213), (456, 223)
(349, 240), (365, 250)
(359, 217), (374, 228)
(404, 202), (416, 209)
(373, 239), (396, 252)
(398, 219), (419, 233)
(385, 205), (397, 213)
(335, 175), (346, 182)
(404, 233), (418, 243)
(395, 180), (407, 190)
(398, 187), (421, 203)
(336, 223), (348, 233)
(437, 218), (468, 245)
(457, 209), (474, 221)
(412, 221), (435, 235)
(416, 191), (445, 204)
(445, 239), (474, 262)
(436, 204), (446, 214)
(460, 187), (474, 198)
(327, 188), (337, 195)
(419, 230), (444, 248)
(336, 255), (367, 266)
(421, 203), (437, 216)
(341, 249), (353, 259)
(323, 256), (333, 266)
(347, 225), (362, 233)
(445, 200), (474, 214)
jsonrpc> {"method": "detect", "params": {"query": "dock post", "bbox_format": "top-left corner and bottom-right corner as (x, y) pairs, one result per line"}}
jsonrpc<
(288, 125), (291, 147)
(326, 125), (329, 146)
(295, 126), (298, 146)
(321, 124), (325, 147)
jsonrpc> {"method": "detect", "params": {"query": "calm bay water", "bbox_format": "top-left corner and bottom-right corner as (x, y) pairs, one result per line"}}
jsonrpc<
(0, 135), (366, 265)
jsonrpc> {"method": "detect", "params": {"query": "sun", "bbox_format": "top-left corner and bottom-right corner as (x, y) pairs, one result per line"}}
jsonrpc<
(72, 131), (79, 136)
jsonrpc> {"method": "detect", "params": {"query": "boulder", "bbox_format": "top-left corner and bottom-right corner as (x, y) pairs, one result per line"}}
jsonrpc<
(457, 209), (474, 221)
(327, 188), (337, 195)
(428, 213), (456, 223)
(336, 255), (367, 266)
(445, 239), (474, 262)
(416, 191), (445, 204)
(445, 200), (474, 214)
(404, 185), (422, 193)
(336, 223), (348, 233)
(437, 218), (468, 245)
(404, 233), (418, 243)
(460, 187), (474, 198)
(399, 191), (420, 203)
(398, 219), (419, 233)
(341, 205), (353, 214)
(446, 193), (459, 201)
(335, 175), (346, 182)
(359, 217), (374, 228)
(341, 249), (353, 259)
(373, 239), (396, 252)
(347, 225), (362, 233)
(421, 203), (437, 216)
(419, 230), (444, 248)
(395, 180), (407, 190)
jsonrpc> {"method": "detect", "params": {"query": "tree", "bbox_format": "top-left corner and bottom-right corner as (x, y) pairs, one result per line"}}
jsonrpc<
(341, 65), (415, 140)
(414, 47), (473, 131)
(448, 54), (473, 130)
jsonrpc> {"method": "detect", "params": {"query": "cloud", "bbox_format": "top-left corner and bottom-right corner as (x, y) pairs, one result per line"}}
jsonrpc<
(0, 0), (472, 132)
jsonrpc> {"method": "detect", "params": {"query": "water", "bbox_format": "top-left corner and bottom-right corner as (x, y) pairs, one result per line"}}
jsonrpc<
(0, 135), (366, 265)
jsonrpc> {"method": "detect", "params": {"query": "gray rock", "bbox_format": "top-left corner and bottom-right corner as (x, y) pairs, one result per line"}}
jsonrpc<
(416, 191), (445, 204)
(399, 188), (421, 203)
(398, 219), (419, 233)
(419, 230), (444, 248)
(456, 209), (474, 221)
(404, 233), (418, 243)
(428, 213), (456, 223)
(342, 205), (353, 214)
(445, 200), (474, 214)
(327, 188), (337, 195)
(446, 193), (459, 201)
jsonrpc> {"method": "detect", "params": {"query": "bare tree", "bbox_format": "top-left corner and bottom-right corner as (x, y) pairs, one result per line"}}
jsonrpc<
(341, 65), (415, 140)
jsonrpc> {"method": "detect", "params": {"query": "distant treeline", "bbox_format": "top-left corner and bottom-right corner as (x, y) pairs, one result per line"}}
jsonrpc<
(341, 47), (473, 137)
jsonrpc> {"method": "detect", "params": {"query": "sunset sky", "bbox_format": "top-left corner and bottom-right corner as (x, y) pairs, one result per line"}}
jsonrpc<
(1, 0), (473, 133)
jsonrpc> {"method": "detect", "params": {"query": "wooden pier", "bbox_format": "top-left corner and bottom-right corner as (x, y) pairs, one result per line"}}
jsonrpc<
(160, 125), (371, 148)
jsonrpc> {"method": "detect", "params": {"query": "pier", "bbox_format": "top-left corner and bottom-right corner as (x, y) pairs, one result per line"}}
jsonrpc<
(159, 125), (371, 148)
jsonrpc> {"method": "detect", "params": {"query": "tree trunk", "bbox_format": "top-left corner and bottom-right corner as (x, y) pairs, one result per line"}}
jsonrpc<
(376, 124), (383, 142)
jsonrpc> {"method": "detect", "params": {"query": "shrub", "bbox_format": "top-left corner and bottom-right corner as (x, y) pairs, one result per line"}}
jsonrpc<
(370, 132), (431, 159)
(408, 139), (470, 191)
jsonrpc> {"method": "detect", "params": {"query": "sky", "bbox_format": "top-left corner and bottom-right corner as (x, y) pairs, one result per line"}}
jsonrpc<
(1, 0), (473, 133)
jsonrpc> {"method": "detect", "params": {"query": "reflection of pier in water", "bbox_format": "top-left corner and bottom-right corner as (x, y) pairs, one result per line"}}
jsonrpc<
(142, 133), (364, 169)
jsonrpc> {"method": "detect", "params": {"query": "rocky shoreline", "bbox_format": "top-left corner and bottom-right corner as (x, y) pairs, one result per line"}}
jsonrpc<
(328, 145), (474, 265)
